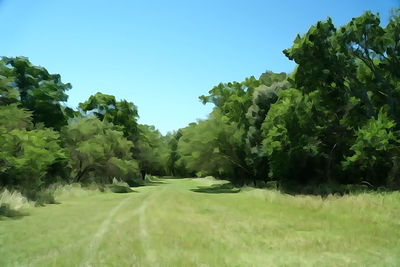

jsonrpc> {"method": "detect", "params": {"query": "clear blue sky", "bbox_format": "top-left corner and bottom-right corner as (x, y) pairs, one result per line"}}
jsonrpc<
(1, 0), (398, 134)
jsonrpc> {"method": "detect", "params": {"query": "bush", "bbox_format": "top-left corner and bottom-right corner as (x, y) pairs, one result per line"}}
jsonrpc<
(0, 188), (33, 217)
(109, 178), (133, 193)
(110, 185), (133, 193)
(0, 203), (20, 217)
(0, 127), (66, 190)
(343, 111), (400, 187)
(0, 188), (34, 210)
(29, 189), (57, 205)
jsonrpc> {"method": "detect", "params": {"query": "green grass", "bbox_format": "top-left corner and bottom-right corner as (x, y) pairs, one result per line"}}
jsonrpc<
(1, 177), (399, 266)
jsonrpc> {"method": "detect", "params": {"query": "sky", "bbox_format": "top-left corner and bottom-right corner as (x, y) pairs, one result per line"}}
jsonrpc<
(0, 0), (398, 134)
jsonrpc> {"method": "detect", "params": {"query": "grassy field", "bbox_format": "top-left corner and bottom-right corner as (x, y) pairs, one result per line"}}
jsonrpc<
(1, 177), (400, 266)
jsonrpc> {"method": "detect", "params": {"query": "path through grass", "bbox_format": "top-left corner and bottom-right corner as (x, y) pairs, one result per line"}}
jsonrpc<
(0, 177), (399, 266)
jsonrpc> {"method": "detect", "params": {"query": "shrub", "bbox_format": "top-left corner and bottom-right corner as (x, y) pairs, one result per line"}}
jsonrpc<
(0, 188), (34, 210)
(109, 178), (133, 193)
(0, 127), (66, 191)
(343, 111), (400, 187)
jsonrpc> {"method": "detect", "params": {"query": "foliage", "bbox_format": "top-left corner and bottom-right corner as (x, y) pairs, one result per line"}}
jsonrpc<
(62, 117), (140, 183)
(0, 126), (66, 191)
(200, 76), (259, 128)
(109, 178), (133, 193)
(259, 71), (287, 87)
(262, 89), (323, 184)
(277, 11), (400, 187)
(135, 124), (169, 176)
(166, 130), (188, 177)
(79, 92), (139, 139)
(343, 111), (400, 187)
(0, 104), (33, 131)
(178, 111), (248, 184)
(245, 74), (291, 180)
(0, 57), (73, 130)
(1, 10), (400, 197)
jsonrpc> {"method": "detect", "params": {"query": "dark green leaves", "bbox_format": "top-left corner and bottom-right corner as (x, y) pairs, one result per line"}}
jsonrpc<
(0, 57), (72, 130)
(79, 92), (139, 138)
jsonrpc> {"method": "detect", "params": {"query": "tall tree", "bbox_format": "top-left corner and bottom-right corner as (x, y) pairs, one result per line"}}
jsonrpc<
(79, 92), (139, 139)
(0, 57), (73, 130)
(0, 104), (66, 191)
(62, 117), (140, 183)
(135, 124), (169, 177)
(178, 111), (248, 184)
(262, 89), (323, 185)
(245, 72), (290, 181)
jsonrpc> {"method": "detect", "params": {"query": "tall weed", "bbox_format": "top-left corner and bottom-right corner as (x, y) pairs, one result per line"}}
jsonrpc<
(0, 189), (35, 210)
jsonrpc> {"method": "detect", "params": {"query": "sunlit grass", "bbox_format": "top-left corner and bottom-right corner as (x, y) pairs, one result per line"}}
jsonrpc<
(0, 178), (399, 266)
(52, 183), (103, 201)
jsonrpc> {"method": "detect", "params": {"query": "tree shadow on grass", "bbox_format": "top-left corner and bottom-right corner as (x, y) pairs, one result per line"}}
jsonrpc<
(110, 185), (138, 193)
(191, 182), (241, 194)
(127, 179), (167, 188)
(145, 180), (167, 186)
(0, 204), (29, 220)
(278, 182), (394, 197)
(144, 178), (169, 186)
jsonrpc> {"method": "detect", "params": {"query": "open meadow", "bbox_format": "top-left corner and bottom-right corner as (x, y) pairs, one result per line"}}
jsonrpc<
(1, 177), (399, 266)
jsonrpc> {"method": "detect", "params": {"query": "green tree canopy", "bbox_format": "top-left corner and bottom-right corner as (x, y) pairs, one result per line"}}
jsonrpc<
(79, 92), (139, 139)
(135, 124), (169, 176)
(0, 57), (73, 130)
(0, 105), (66, 191)
(178, 111), (248, 183)
(62, 117), (140, 183)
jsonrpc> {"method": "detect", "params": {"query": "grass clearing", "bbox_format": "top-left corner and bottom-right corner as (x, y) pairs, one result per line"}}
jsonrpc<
(0, 178), (399, 266)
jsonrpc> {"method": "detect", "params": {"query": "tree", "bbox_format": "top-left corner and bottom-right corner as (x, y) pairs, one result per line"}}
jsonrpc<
(0, 105), (66, 191)
(79, 92), (139, 139)
(343, 111), (400, 187)
(0, 60), (20, 105)
(178, 111), (248, 184)
(245, 73), (291, 181)
(135, 124), (169, 177)
(262, 89), (323, 185)
(200, 76), (259, 128)
(0, 57), (73, 130)
(259, 71), (287, 87)
(282, 11), (400, 184)
(199, 76), (263, 183)
(0, 104), (33, 131)
(166, 130), (188, 177)
(62, 117), (140, 183)
(335, 11), (400, 126)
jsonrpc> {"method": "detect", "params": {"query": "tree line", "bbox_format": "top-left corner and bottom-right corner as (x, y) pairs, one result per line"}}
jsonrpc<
(0, 57), (172, 198)
(172, 11), (400, 191)
(1, 11), (399, 198)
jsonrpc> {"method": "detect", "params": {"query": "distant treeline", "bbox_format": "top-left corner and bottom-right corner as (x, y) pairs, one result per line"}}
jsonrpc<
(1, 11), (399, 197)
